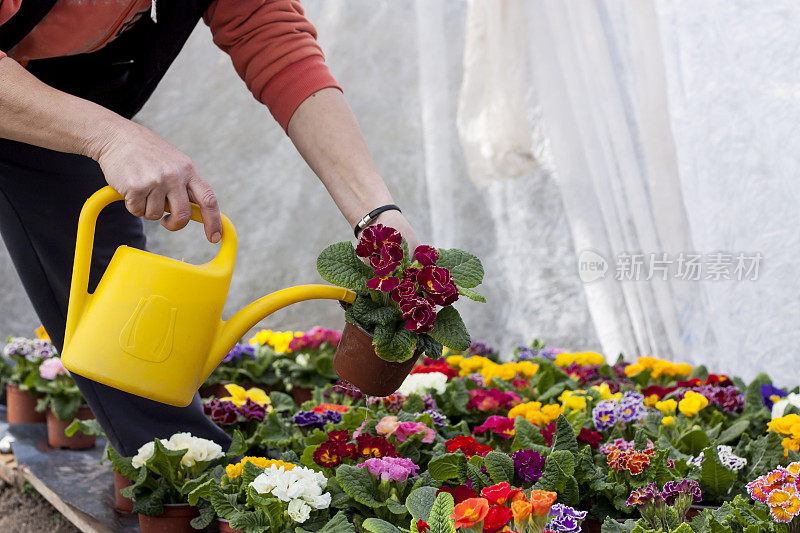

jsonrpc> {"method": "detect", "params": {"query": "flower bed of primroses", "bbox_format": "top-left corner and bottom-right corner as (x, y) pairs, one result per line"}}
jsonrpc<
(7, 329), (800, 533)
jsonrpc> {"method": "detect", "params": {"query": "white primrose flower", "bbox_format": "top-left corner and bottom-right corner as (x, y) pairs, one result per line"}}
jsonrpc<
(772, 393), (800, 419)
(397, 371), (448, 396)
(287, 500), (311, 523)
(250, 465), (330, 523)
(132, 441), (156, 468)
(131, 433), (223, 469)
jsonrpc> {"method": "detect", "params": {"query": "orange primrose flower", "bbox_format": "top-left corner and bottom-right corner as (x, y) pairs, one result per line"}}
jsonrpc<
(529, 490), (558, 516)
(452, 497), (490, 529)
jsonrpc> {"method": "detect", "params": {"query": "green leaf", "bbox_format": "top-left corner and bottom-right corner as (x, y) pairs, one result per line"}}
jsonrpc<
(428, 306), (470, 352)
(457, 286), (486, 303)
(335, 464), (383, 508)
(386, 498), (408, 515)
(64, 418), (104, 438)
(131, 480), (168, 516)
(210, 483), (240, 520)
(363, 306), (403, 327)
(428, 492), (456, 533)
(552, 414), (579, 456)
(511, 417), (549, 453)
(483, 452), (514, 484)
(373, 321), (418, 362)
(186, 479), (214, 506)
(311, 511), (355, 533)
(241, 461), (266, 486)
(417, 334), (444, 360)
(406, 486), (438, 521)
(716, 420), (750, 445)
(678, 427), (710, 456)
(190, 503), (216, 530)
(698, 445), (738, 499)
(533, 450), (575, 493)
(229, 510), (272, 533)
(428, 453), (467, 482)
(106, 445), (138, 480)
(743, 373), (772, 414)
(226, 429), (248, 457)
(268, 391), (296, 413)
(745, 431), (784, 479)
(362, 518), (402, 533)
(436, 249), (484, 288)
(317, 241), (373, 290)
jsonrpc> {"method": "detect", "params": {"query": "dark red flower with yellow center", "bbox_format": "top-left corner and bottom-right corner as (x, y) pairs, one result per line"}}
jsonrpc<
(313, 441), (344, 468)
(355, 434), (397, 459)
(370, 242), (404, 277)
(445, 435), (492, 458)
(417, 265), (459, 306)
(355, 224), (401, 258)
(482, 504), (514, 533)
(326, 430), (351, 442)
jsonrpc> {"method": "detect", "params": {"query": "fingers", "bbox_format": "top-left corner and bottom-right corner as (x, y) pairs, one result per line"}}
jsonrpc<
(186, 175), (222, 243)
(161, 186), (192, 232)
(144, 188), (166, 221)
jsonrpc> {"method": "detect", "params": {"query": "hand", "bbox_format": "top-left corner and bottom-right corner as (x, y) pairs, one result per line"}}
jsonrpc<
(88, 118), (222, 243)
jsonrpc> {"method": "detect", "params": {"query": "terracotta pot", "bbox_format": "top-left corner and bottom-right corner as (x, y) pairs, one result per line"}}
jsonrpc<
(291, 386), (313, 406)
(138, 504), (200, 533)
(218, 518), (242, 533)
(113, 471), (134, 513)
(333, 322), (419, 397)
(46, 405), (96, 449)
(6, 384), (46, 423)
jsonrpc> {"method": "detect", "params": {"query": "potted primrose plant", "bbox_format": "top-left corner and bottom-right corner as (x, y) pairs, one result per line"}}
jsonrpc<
(316, 224), (485, 396)
(2, 335), (58, 423)
(34, 356), (96, 449)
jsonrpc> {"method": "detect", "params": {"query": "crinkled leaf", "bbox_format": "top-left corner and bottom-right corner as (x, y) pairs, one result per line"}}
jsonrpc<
(373, 321), (418, 362)
(483, 451), (514, 484)
(226, 429), (247, 457)
(362, 518), (402, 533)
(106, 445), (138, 480)
(210, 483), (240, 520)
(428, 306), (470, 352)
(417, 334), (444, 360)
(229, 509), (272, 533)
(552, 414), (579, 456)
(533, 450), (574, 493)
(698, 445), (738, 499)
(428, 453), (467, 483)
(406, 486), (438, 521)
(436, 249), (484, 288)
(457, 286), (486, 303)
(428, 492), (456, 533)
(717, 420), (750, 445)
(64, 418), (104, 438)
(335, 464), (383, 508)
(317, 241), (373, 290)
(190, 503), (216, 529)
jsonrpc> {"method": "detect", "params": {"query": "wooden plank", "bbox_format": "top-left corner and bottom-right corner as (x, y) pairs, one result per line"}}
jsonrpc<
(17, 463), (111, 533)
(0, 451), (19, 486)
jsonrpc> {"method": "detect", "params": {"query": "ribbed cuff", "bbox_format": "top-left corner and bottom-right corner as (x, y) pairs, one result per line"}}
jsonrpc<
(260, 55), (341, 133)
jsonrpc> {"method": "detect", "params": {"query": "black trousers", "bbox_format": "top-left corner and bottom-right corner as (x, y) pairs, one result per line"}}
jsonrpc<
(0, 138), (230, 456)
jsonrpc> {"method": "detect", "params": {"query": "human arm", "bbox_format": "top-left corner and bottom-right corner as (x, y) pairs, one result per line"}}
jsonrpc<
(0, 56), (223, 241)
(287, 88), (421, 251)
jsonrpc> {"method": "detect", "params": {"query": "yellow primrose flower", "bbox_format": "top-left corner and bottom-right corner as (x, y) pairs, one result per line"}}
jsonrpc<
(673, 363), (693, 376)
(610, 392), (623, 401)
(508, 401), (562, 426)
(220, 384), (272, 408)
(226, 457), (295, 478)
(624, 363), (645, 377)
(516, 361), (539, 378)
(768, 414), (800, 436)
(662, 416), (675, 426)
(678, 391), (708, 417)
(446, 355), (464, 367)
(35, 325), (50, 341)
(644, 394), (660, 407)
(655, 399), (677, 414)
(590, 383), (614, 400)
(559, 390), (587, 411)
(249, 329), (272, 346)
(782, 438), (800, 458)
(574, 352), (605, 366)
(553, 353), (574, 367)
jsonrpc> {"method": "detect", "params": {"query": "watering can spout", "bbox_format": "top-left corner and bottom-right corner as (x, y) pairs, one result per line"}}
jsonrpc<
(201, 285), (356, 382)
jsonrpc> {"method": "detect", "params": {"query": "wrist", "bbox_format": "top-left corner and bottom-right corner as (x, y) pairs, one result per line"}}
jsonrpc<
(81, 110), (129, 161)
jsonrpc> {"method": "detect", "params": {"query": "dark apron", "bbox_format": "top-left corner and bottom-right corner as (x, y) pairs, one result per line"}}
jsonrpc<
(7, 0), (213, 118)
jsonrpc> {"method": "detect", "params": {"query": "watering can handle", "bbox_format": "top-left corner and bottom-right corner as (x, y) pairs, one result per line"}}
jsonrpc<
(64, 186), (237, 347)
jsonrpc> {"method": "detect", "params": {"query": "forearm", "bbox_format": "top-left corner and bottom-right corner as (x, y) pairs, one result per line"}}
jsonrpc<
(287, 88), (398, 226)
(0, 56), (119, 158)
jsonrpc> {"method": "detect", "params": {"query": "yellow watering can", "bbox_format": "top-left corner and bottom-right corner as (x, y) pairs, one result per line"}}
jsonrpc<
(61, 186), (356, 407)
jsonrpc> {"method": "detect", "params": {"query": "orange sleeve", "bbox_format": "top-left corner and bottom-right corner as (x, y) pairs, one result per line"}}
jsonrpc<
(204, 0), (340, 132)
(0, 0), (24, 58)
